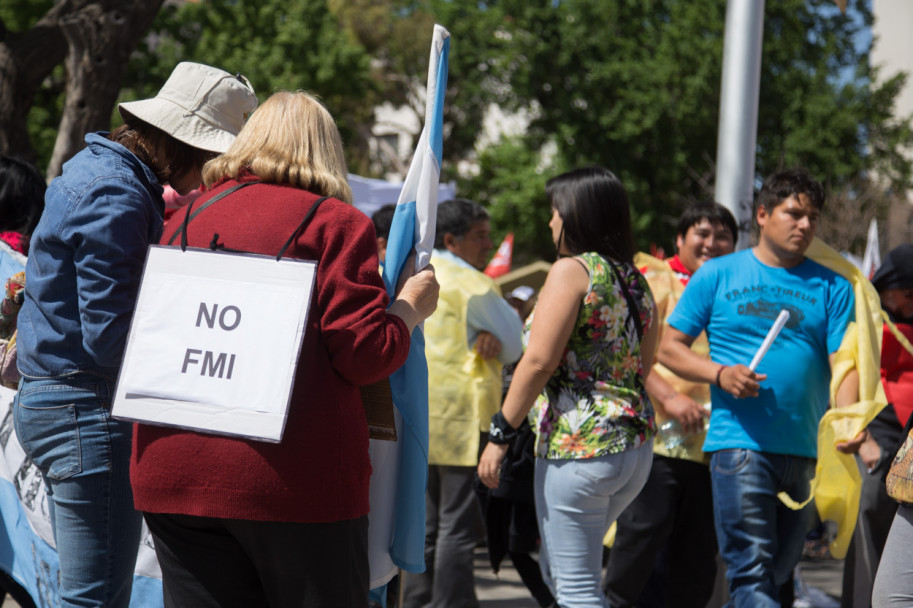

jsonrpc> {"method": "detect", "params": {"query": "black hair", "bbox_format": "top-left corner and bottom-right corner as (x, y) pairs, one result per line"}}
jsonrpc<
(371, 203), (397, 240)
(0, 156), (46, 237)
(434, 198), (490, 249)
(756, 168), (825, 215)
(676, 200), (738, 247)
(546, 166), (635, 263)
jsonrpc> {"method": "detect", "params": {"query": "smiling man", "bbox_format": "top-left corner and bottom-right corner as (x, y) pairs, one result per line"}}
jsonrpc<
(657, 169), (855, 607)
(605, 201), (736, 608)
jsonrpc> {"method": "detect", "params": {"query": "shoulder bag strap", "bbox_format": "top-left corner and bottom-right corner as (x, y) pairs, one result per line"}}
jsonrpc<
(606, 259), (645, 343)
(167, 181), (261, 250)
(274, 196), (329, 261)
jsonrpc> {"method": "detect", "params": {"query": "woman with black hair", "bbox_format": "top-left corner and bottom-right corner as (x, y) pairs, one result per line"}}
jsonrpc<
(0, 156), (45, 264)
(479, 166), (658, 608)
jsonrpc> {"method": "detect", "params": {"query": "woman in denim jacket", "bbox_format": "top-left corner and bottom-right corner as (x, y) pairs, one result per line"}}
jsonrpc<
(12, 62), (257, 608)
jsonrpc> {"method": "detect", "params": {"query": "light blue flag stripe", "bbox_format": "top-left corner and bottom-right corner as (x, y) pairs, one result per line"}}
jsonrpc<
(374, 25), (450, 586)
(382, 201), (417, 299)
(429, 38), (450, 165)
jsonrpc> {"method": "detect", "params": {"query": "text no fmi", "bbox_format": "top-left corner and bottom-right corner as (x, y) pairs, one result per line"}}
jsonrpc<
(182, 303), (241, 379)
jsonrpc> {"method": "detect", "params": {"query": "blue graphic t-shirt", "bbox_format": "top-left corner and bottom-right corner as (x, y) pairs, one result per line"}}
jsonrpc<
(668, 249), (854, 458)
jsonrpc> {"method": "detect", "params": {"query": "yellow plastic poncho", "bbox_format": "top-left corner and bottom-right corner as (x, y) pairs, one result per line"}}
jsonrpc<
(784, 238), (887, 558)
(425, 254), (504, 467)
(634, 253), (711, 464)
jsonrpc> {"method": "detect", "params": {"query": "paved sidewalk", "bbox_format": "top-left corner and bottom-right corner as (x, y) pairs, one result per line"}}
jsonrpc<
(476, 547), (540, 607)
(1, 551), (844, 608)
(476, 546), (845, 608)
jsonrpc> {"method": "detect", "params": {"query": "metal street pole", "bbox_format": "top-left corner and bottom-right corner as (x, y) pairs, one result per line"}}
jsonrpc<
(714, 0), (765, 249)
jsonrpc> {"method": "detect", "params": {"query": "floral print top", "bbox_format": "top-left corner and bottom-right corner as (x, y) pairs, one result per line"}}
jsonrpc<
(529, 252), (656, 459)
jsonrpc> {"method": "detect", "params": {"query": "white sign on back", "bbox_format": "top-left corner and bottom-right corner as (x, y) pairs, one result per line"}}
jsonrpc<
(112, 245), (317, 442)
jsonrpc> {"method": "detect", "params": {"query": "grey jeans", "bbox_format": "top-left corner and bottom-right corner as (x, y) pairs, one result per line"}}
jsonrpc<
(872, 504), (913, 607)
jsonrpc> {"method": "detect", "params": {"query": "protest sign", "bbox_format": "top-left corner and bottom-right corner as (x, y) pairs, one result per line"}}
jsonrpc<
(113, 245), (316, 443)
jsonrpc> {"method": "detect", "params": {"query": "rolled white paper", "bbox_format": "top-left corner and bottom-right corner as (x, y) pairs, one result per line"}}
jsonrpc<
(748, 309), (790, 372)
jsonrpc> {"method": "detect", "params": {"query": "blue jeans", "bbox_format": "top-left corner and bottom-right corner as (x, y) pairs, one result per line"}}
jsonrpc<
(710, 449), (815, 608)
(535, 443), (653, 608)
(13, 374), (142, 608)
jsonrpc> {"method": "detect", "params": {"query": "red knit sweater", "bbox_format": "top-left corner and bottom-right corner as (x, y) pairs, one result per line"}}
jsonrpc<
(883, 322), (913, 429)
(130, 176), (411, 523)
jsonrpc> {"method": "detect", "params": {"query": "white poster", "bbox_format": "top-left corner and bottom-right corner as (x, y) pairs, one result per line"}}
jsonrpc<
(0, 386), (164, 606)
(113, 245), (316, 442)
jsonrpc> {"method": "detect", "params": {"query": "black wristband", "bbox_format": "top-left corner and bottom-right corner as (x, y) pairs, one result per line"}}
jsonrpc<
(488, 410), (518, 445)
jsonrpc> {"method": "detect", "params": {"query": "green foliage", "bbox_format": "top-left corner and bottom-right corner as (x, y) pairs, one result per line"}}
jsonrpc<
(458, 137), (567, 265)
(331, 0), (516, 176)
(424, 0), (517, 169)
(757, 0), (913, 191)
(127, 0), (375, 171)
(456, 0), (913, 255)
(27, 66), (66, 165)
(10, 0), (912, 260)
(0, 0), (54, 32)
(474, 0), (729, 250)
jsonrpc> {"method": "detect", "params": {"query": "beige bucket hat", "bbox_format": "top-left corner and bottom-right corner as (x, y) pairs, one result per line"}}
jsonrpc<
(118, 62), (258, 154)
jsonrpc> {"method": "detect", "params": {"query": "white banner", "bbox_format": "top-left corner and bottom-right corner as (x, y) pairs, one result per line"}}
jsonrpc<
(0, 385), (163, 606)
(113, 245), (316, 442)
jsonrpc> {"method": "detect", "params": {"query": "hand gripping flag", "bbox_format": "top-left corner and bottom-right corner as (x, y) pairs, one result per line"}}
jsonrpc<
(368, 24), (450, 600)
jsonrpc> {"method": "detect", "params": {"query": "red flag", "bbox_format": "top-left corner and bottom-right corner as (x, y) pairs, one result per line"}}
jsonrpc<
(484, 233), (513, 278)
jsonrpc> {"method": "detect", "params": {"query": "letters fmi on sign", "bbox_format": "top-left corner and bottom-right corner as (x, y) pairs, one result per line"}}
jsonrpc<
(113, 245), (317, 442)
(182, 302), (241, 379)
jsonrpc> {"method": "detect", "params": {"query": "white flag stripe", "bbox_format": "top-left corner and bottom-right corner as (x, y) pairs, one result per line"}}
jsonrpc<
(368, 24), (450, 592)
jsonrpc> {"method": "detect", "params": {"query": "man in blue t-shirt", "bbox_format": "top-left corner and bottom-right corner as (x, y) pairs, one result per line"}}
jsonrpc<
(658, 168), (855, 608)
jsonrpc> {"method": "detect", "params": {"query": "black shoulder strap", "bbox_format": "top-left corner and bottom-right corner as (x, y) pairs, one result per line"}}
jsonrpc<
(606, 259), (644, 343)
(167, 182), (329, 261)
(167, 181), (260, 250)
(274, 196), (329, 261)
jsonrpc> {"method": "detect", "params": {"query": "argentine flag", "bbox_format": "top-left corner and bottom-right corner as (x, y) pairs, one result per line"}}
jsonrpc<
(368, 24), (450, 601)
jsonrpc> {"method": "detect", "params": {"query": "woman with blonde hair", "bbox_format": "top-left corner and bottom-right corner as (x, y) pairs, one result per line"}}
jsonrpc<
(130, 90), (439, 608)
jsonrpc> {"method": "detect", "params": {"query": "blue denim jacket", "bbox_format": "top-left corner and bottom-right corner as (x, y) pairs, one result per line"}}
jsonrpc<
(18, 133), (165, 380)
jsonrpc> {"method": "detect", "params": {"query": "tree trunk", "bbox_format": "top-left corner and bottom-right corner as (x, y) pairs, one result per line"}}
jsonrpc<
(0, 0), (163, 179)
(46, 0), (164, 179)
(0, 2), (75, 165)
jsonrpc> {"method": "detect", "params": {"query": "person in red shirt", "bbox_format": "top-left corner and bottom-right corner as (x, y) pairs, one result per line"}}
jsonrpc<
(841, 243), (913, 608)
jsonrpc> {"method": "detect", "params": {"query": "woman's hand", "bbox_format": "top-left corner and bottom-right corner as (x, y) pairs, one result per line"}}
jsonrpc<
(477, 441), (510, 489)
(388, 262), (439, 332)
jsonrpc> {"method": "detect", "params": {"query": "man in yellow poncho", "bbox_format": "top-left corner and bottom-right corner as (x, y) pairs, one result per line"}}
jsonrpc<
(402, 199), (523, 608)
